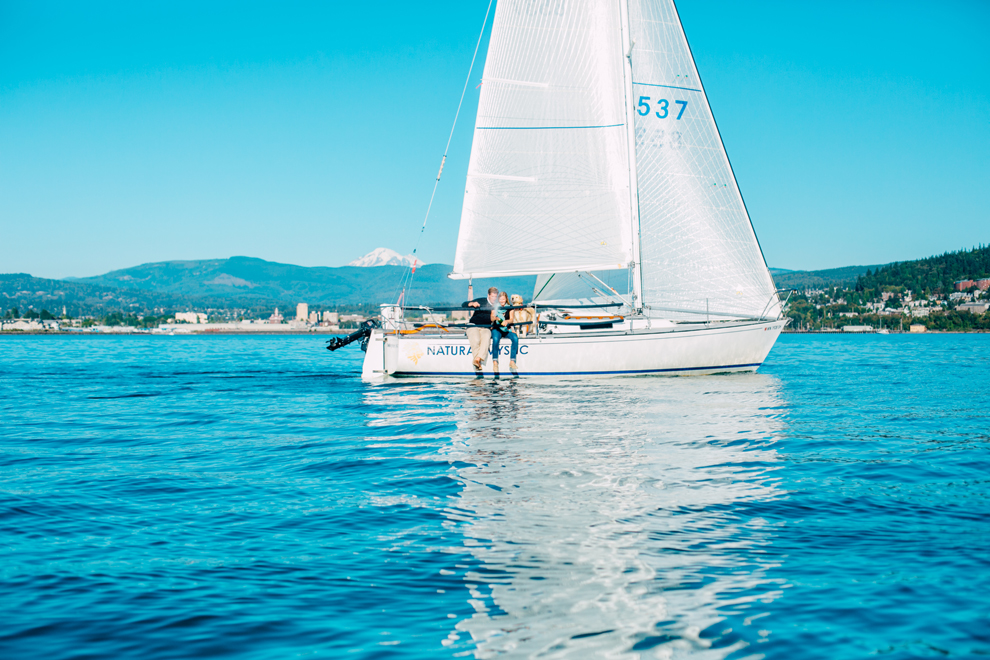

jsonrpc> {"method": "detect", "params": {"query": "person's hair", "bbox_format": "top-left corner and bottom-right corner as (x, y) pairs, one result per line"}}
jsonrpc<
(488, 286), (499, 295)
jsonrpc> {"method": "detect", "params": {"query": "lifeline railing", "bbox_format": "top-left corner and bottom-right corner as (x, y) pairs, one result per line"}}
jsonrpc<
(395, 302), (626, 332)
(759, 289), (795, 321)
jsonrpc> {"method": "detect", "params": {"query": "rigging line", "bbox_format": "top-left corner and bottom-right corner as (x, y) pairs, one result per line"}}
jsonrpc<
(532, 274), (556, 303)
(582, 271), (633, 309)
(392, 0), (495, 305)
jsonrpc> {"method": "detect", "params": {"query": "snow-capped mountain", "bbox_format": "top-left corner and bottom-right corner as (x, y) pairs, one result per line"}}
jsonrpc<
(347, 248), (422, 268)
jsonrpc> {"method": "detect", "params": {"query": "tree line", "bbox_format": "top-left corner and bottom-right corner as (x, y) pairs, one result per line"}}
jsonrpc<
(855, 244), (990, 296)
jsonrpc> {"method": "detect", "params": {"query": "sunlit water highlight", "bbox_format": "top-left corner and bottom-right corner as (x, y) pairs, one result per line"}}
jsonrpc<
(1, 335), (987, 659)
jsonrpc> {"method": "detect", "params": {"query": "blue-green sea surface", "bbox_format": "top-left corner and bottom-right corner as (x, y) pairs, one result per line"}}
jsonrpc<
(1, 334), (988, 659)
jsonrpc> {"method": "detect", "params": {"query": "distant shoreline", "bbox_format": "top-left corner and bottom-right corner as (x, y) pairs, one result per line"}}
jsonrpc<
(3, 329), (988, 337)
(781, 329), (988, 334)
(0, 330), (350, 337)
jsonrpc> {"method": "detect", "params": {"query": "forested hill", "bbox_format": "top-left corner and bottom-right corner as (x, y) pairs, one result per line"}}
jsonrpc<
(855, 245), (990, 294)
(72, 257), (534, 306)
(0, 272), (287, 317)
(770, 264), (881, 290)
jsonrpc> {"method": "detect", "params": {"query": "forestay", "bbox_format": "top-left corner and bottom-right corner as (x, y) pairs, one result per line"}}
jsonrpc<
(628, 0), (780, 319)
(451, 0), (634, 280)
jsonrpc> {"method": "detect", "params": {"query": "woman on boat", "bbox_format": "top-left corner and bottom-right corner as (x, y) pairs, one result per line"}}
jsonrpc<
(491, 291), (519, 375)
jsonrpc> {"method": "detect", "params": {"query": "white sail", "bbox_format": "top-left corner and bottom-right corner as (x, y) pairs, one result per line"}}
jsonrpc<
(628, 0), (780, 320)
(451, 0), (634, 280)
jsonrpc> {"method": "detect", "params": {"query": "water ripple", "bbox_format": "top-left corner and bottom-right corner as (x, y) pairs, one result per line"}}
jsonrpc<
(0, 334), (988, 658)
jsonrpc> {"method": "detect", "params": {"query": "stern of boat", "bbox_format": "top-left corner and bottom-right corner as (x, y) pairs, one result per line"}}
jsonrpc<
(361, 329), (388, 382)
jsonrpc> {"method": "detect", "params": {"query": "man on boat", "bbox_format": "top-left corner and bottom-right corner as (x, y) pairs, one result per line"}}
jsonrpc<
(463, 286), (499, 373)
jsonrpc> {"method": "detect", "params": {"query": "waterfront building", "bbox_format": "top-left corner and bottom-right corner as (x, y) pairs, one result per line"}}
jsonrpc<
(954, 279), (990, 292)
(296, 303), (309, 322)
(268, 308), (283, 324)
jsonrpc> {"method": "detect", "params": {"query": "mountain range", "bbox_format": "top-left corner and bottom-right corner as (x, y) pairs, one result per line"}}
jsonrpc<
(2, 256), (535, 316)
(70, 257), (534, 306)
(2, 248), (982, 317)
(768, 264), (883, 290)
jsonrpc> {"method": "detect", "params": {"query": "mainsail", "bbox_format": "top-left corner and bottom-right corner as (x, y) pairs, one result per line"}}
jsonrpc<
(451, 0), (634, 279)
(628, 0), (779, 319)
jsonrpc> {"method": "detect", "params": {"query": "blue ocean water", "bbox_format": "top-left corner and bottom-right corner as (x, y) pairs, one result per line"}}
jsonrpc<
(1, 334), (988, 659)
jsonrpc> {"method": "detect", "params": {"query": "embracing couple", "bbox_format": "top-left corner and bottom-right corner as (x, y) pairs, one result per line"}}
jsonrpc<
(462, 286), (521, 376)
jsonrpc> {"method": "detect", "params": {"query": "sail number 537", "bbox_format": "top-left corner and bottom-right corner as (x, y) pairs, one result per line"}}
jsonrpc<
(637, 97), (687, 120)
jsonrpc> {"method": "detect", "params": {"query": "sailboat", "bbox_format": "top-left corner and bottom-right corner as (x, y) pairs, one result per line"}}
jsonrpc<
(356, 0), (787, 379)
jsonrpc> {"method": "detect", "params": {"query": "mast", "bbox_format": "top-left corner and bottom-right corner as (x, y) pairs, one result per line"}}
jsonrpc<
(618, 0), (644, 313)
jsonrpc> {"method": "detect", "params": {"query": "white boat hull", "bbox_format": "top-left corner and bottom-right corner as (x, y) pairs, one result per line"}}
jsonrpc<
(361, 319), (785, 380)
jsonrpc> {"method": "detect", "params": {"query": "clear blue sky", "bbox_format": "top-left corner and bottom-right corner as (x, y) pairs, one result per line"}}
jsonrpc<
(1, 1), (987, 279)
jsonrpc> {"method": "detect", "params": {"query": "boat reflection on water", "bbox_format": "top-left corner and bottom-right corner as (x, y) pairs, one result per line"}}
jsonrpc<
(437, 375), (789, 658)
